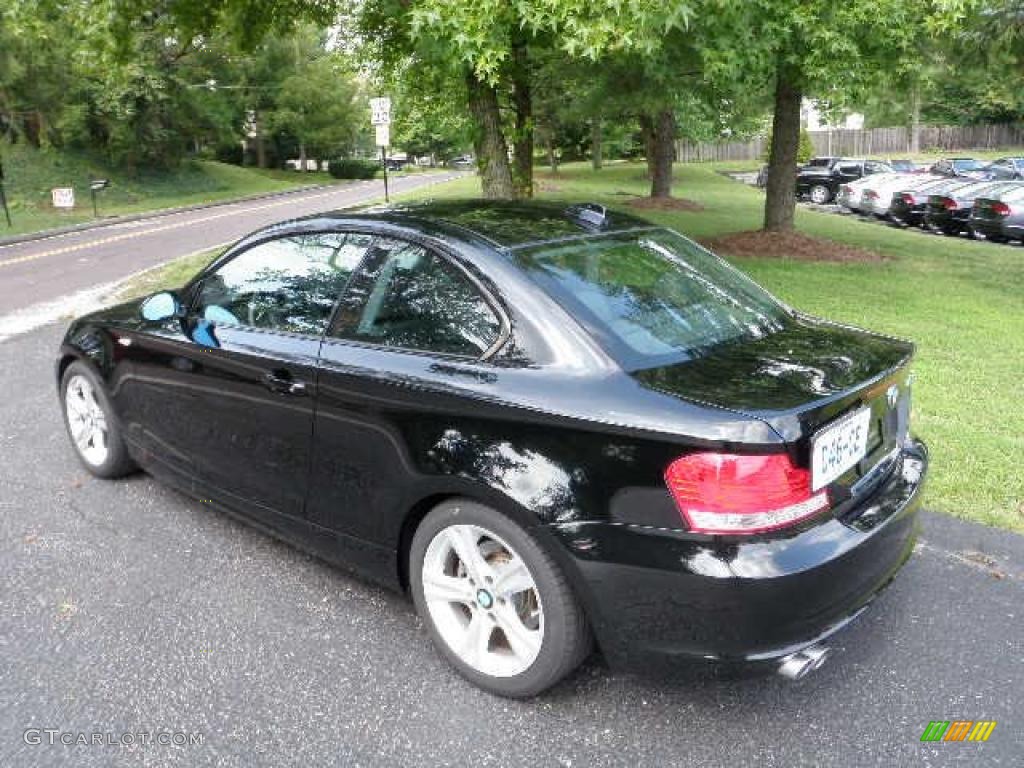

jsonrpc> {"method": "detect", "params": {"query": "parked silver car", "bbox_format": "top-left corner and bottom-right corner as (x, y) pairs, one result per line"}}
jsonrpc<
(859, 175), (944, 218)
(836, 173), (905, 213)
(969, 184), (1024, 242)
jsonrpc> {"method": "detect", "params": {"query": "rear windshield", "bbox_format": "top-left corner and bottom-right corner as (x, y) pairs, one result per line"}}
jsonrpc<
(952, 159), (985, 171)
(515, 229), (790, 370)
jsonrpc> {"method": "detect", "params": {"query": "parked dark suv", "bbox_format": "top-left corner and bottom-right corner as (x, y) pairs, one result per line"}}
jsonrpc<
(796, 158), (893, 204)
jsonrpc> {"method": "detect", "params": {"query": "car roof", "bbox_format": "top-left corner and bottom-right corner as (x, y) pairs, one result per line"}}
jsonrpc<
(296, 199), (655, 249)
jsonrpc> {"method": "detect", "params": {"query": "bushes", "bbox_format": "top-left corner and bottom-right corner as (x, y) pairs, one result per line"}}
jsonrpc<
(760, 127), (816, 164)
(326, 158), (379, 179)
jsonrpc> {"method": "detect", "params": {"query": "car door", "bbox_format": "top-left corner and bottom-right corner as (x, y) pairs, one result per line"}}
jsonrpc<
(305, 236), (507, 550)
(185, 231), (376, 521)
(121, 230), (372, 522)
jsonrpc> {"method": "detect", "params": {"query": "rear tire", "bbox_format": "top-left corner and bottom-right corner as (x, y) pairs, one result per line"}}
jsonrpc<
(60, 361), (136, 478)
(809, 184), (831, 204)
(410, 499), (591, 698)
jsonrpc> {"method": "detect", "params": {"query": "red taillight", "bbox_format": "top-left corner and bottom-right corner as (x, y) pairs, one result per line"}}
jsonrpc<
(864, 190), (878, 199)
(664, 453), (829, 535)
(992, 201), (1011, 216)
(899, 193), (915, 204)
(940, 197), (958, 210)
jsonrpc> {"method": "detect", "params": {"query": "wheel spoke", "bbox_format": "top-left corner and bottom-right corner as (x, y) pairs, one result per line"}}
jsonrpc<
(493, 604), (541, 664)
(422, 572), (474, 605)
(67, 395), (88, 418)
(69, 417), (89, 442)
(491, 557), (533, 597)
(91, 427), (107, 453)
(446, 526), (486, 582)
(73, 425), (92, 451)
(458, 612), (492, 668)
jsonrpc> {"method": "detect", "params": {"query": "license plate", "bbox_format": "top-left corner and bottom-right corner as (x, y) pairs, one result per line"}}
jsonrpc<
(811, 407), (872, 491)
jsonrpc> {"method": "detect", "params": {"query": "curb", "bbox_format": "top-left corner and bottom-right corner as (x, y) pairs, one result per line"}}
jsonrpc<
(0, 181), (347, 248)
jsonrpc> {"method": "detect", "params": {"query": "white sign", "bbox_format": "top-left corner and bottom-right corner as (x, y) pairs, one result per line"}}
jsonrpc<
(52, 187), (75, 209)
(370, 97), (391, 126)
(375, 123), (390, 148)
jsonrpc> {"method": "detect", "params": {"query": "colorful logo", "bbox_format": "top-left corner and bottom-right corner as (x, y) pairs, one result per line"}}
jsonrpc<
(920, 721), (997, 742)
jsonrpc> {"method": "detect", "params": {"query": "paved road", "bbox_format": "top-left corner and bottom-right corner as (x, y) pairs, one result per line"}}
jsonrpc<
(0, 323), (1021, 767)
(0, 173), (462, 315)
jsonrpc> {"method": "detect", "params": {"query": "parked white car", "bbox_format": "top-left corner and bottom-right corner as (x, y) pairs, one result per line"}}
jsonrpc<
(859, 174), (945, 218)
(836, 173), (905, 213)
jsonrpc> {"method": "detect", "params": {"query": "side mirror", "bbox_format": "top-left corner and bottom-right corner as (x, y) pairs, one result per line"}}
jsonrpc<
(140, 291), (180, 322)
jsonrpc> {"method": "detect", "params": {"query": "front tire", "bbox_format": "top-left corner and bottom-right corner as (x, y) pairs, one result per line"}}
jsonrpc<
(410, 500), (591, 698)
(60, 361), (136, 478)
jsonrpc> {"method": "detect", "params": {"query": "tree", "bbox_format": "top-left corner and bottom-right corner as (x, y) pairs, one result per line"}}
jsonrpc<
(268, 53), (366, 169)
(748, 0), (924, 231)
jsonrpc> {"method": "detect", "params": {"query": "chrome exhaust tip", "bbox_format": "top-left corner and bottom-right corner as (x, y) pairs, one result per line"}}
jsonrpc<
(777, 645), (831, 681)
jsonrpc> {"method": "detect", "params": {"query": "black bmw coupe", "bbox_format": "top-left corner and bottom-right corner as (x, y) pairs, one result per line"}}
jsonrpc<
(57, 201), (927, 697)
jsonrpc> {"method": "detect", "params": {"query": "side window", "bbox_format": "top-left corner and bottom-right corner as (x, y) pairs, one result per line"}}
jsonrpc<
(836, 162), (860, 175)
(332, 238), (502, 357)
(195, 232), (371, 335)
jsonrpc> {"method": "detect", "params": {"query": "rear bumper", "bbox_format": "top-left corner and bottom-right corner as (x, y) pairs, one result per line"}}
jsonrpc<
(554, 439), (928, 673)
(891, 204), (924, 224)
(925, 210), (969, 230)
(970, 218), (1021, 238)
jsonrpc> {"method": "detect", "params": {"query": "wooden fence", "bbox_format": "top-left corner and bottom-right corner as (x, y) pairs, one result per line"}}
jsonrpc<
(676, 123), (1024, 163)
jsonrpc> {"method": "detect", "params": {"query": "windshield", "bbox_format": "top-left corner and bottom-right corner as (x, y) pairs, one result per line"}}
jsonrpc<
(952, 159), (984, 171)
(515, 229), (791, 370)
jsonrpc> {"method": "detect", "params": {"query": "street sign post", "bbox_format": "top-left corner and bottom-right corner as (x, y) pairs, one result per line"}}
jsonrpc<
(370, 96), (392, 203)
(90, 179), (110, 218)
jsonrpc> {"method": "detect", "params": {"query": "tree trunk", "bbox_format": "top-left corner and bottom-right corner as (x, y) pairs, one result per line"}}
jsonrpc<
(254, 111), (267, 169)
(299, 142), (307, 172)
(510, 39), (533, 198)
(591, 118), (603, 170)
(649, 109), (676, 198)
(763, 61), (802, 232)
(639, 114), (656, 179)
(909, 82), (921, 154)
(465, 71), (515, 199)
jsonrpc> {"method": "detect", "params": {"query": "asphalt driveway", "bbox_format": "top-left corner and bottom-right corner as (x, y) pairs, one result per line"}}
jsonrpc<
(1, 324), (1021, 767)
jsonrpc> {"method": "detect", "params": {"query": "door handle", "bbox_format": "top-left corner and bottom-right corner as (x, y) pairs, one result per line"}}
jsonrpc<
(262, 370), (308, 396)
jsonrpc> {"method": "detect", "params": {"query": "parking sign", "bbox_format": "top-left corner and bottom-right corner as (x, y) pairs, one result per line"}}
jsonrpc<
(370, 97), (391, 126)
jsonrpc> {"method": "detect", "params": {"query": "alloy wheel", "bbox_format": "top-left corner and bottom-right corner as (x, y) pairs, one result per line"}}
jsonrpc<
(421, 524), (544, 678)
(65, 374), (109, 467)
(810, 185), (830, 204)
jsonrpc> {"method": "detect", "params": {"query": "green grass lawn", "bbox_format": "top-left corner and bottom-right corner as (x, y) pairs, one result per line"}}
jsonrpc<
(118, 161), (1024, 532)
(0, 142), (342, 237)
